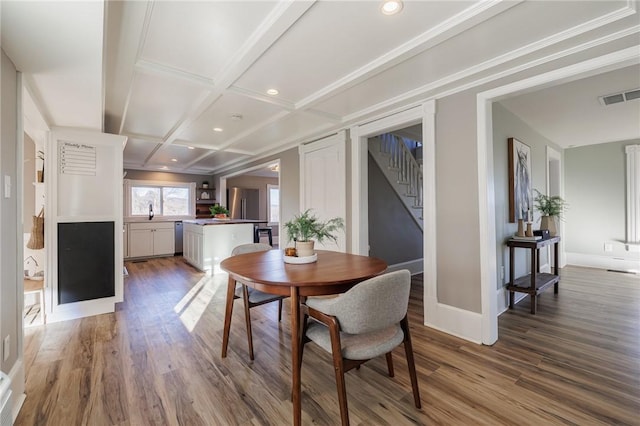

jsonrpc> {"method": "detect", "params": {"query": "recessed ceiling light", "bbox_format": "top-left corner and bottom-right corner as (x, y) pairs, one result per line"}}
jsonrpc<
(187, 146), (195, 150)
(381, 0), (403, 15)
(266, 88), (279, 96)
(171, 158), (177, 162)
(213, 127), (223, 132)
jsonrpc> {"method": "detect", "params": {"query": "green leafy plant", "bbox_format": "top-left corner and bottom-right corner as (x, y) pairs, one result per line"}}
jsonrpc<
(209, 204), (229, 216)
(284, 209), (344, 244)
(534, 189), (567, 218)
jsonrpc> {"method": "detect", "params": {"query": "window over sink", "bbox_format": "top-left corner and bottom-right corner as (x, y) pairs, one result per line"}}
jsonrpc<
(125, 179), (196, 220)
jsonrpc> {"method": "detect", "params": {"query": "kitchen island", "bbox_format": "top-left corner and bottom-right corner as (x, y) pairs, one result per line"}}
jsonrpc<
(182, 219), (263, 273)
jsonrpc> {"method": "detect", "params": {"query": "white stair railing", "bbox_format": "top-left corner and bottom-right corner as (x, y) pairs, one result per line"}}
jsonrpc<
(379, 133), (423, 209)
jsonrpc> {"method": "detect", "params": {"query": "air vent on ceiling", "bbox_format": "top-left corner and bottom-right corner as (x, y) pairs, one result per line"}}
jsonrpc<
(599, 88), (640, 106)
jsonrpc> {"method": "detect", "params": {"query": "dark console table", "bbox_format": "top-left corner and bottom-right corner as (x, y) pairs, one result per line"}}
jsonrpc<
(507, 236), (560, 314)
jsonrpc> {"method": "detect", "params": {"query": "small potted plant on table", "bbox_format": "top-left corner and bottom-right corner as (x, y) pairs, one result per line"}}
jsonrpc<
(533, 189), (567, 237)
(284, 209), (344, 258)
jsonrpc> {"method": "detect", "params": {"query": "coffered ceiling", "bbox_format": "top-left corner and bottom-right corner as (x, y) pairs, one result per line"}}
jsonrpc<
(2, 1), (639, 175)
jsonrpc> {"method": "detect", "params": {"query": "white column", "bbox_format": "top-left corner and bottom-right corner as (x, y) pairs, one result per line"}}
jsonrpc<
(626, 145), (640, 245)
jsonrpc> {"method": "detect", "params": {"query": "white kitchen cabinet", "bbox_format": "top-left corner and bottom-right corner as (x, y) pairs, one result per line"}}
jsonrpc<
(184, 224), (204, 269)
(128, 222), (175, 258)
(183, 221), (254, 273)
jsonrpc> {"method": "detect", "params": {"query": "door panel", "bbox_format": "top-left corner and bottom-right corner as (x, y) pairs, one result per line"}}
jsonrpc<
(299, 132), (346, 252)
(153, 228), (175, 255)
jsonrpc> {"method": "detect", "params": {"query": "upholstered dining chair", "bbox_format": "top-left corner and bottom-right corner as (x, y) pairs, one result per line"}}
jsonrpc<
(231, 243), (286, 360)
(300, 269), (421, 426)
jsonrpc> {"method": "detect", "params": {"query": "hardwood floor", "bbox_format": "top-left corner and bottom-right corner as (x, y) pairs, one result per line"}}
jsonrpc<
(17, 257), (640, 425)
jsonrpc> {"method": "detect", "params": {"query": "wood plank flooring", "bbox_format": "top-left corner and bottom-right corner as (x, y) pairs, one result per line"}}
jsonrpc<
(17, 257), (640, 425)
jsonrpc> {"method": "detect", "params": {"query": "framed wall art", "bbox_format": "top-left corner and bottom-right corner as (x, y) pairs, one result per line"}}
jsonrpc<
(508, 137), (532, 223)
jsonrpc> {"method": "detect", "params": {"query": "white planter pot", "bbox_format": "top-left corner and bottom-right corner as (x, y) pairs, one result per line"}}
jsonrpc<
(295, 240), (315, 257)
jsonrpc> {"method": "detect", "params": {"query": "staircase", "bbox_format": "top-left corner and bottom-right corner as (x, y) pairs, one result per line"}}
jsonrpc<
(369, 133), (423, 230)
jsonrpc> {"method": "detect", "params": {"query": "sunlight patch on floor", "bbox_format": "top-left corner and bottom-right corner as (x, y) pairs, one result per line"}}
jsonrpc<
(175, 273), (227, 332)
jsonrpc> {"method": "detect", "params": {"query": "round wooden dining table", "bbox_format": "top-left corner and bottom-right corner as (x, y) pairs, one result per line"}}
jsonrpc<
(220, 249), (387, 426)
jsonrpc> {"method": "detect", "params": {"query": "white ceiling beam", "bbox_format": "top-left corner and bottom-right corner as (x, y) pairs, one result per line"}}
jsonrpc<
(135, 58), (216, 89)
(118, 1), (155, 135)
(122, 132), (163, 143)
(228, 85), (295, 110)
(294, 0), (524, 111)
(158, 0), (316, 152)
(180, 109), (292, 170)
(343, 23), (640, 124)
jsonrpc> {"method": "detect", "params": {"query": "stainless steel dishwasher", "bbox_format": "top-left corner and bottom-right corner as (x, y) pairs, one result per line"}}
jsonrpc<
(174, 221), (183, 255)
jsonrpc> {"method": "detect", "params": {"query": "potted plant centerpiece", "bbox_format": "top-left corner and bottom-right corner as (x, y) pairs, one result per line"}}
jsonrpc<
(284, 209), (344, 258)
(210, 204), (230, 219)
(533, 189), (567, 237)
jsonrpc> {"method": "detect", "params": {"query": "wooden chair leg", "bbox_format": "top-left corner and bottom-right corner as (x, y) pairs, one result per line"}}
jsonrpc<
(241, 285), (255, 361)
(401, 316), (421, 409)
(299, 313), (309, 370)
(385, 352), (394, 377)
(328, 320), (349, 426)
(278, 299), (283, 322)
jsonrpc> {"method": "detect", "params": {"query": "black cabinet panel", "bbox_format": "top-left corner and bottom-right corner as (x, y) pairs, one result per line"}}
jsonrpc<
(58, 222), (115, 304)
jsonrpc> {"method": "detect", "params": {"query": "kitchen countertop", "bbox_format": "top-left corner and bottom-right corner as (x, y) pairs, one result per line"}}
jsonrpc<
(183, 218), (267, 226)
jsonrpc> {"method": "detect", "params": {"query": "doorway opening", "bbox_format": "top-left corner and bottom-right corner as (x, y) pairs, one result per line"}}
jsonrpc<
(367, 125), (424, 274)
(477, 46), (638, 345)
(219, 159), (281, 248)
(350, 101), (435, 327)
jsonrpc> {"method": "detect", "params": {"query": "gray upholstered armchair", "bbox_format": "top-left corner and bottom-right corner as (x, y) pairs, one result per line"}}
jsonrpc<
(300, 269), (421, 426)
(231, 243), (285, 360)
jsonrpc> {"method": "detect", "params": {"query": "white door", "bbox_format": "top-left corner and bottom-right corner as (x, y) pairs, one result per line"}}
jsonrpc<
(299, 131), (346, 252)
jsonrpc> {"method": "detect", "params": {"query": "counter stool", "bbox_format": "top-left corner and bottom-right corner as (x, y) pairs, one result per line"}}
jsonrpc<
(255, 227), (273, 246)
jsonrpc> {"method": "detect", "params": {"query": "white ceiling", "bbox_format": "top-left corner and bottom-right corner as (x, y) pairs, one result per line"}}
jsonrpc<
(2, 1), (639, 174)
(499, 64), (640, 148)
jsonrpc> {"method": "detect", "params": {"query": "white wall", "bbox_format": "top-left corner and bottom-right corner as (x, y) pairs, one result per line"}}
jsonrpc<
(492, 103), (563, 282)
(435, 90), (483, 313)
(124, 169), (211, 186)
(491, 103), (564, 311)
(22, 133), (34, 228)
(565, 139), (639, 269)
(1, 46), (27, 419)
(1, 48), (20, 373)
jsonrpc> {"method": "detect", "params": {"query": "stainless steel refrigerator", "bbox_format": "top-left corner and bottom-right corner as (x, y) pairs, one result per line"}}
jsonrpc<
(227, 187), (260, 220)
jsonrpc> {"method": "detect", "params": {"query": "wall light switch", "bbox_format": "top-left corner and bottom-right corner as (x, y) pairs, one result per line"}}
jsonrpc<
(604, 243), (613, 253)
(3, 175), (10, 198)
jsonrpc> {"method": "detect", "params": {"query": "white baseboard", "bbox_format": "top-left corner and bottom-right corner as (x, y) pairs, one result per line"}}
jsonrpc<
(387, 258), (423, 275)
(9, 358), (25, 422)
(566, 252), (640, 272)
(424, 296), (483, 344)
